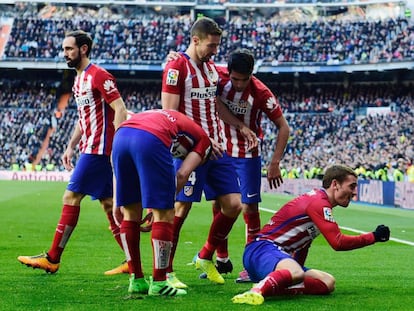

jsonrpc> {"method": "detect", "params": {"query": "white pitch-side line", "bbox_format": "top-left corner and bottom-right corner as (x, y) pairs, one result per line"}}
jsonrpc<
(259, 207), (414, 247)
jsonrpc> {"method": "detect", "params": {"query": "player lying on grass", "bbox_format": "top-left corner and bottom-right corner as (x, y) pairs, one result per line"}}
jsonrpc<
(232, 164), (391, 305)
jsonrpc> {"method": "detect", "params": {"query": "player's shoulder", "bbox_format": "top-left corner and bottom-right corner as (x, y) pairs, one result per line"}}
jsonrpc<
(164, 53), (189, 69)
(251, 75), (272, 94)
(306, 189), (332, 208)
(89, 63), (106, 73)
(89, 63), (114, 80)
(215, 64), (228, 76)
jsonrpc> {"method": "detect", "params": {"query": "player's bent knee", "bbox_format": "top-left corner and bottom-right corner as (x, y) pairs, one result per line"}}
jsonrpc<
(306, 277), (335, 295)
(62, 190), (83, 206)
(290, 268), (306, 283)
(325, 277), (335, 293)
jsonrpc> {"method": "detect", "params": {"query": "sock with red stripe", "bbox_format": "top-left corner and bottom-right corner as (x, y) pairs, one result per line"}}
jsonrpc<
(243, 211), (261, 244)
(47, 204), (80, 262)
(151, 222), (173, 281)
(120, 220), (143, 278)
(252, 269), (293, 297)
(167, 216), (185, 273)
(199, 211), (236, 260)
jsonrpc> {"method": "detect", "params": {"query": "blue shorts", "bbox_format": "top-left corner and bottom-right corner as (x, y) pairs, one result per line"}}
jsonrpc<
(67, 153), (113, 200)
(231, 157), (262, 204)
(243, 240), (293, 283)
(112, 127), (175, 209)
(174, 153), (240, 202)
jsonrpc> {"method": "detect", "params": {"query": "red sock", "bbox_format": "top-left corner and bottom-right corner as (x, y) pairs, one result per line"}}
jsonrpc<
(151, 222), (173, 281)
(106, 211), (123, 250)
(253, 269), (293, 297)
(216, 238), (228, 260)
(47, 204), (80, 262)
(120, 220), (143, 278)
(243, 211), (261, 244)
(303, 277), (331, 295)
(281, 276), (331, 295)
(167, 216), (185, 273)
(199, 211), (236, 260)
(214, 205), (229, 259)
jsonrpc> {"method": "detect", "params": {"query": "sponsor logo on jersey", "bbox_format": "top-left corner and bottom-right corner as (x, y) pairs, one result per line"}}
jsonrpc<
(323, 207), (335, 222)
(266, 96), (277, 110)
(306, 224), (320, 239)
(224, 98), (249, 114)
(166, 69), (179, 86)
(190, 86), (217, 100)
(103, 79), (117, 94)
(75, 95), (91, 107)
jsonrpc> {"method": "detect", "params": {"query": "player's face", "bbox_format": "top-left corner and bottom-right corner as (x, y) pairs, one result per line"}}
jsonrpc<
(195, 35), (221, 62)
(62, 36), (82, 69)
(334, 175), (357, 207)
(230, 71), (251, 92)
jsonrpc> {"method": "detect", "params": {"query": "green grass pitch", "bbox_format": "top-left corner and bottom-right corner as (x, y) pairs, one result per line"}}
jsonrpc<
(1, 180), (414, 310)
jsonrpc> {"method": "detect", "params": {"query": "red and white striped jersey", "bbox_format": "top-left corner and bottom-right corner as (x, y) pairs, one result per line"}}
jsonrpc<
(256, 188), (375, 266)
(217, 66), (283, 158)
(162, 52), (223, 145)
(72, 63), (121, 155)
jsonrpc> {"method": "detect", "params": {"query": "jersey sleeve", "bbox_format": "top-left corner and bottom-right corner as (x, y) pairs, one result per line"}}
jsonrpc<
(254, 78), (283, 121)
(216, 65), (229, 95)
(307, 202), (376, 251)
(162, 59), (186, 95)
(93, 67), (122, 104)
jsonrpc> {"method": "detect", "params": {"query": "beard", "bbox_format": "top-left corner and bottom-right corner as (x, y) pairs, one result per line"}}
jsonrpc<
(66, 52), (81, 69)
(199, 54), (212, 63)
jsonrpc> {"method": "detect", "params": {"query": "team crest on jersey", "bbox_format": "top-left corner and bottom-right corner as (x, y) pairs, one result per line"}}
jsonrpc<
(323, 207), (335, 222)
(166, 69), (179, 86)
(183, 186), (193, 197)
(208, 70), (218, 84)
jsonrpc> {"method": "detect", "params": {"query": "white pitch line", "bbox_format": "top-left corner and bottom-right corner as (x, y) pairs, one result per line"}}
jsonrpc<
(259, 207), (414, 247)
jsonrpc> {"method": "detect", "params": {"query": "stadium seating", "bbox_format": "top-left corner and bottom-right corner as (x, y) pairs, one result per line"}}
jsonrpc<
(1, 2), (413, 179)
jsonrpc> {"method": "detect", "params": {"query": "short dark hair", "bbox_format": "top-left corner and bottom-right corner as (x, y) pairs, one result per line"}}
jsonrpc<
(322, 165), (357, 189)
(228, 49), (255, 75)
(65, 30), (93, 57)
(190, 17), (222, 40)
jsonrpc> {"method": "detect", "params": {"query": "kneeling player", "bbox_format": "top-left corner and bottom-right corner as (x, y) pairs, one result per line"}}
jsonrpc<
(232, 164), (390, 305)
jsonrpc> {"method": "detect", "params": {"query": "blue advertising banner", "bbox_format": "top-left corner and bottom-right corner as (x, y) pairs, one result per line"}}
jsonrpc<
(357, 180), (395, 206)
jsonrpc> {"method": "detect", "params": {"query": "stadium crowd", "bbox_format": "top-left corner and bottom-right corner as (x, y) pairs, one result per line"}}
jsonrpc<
(3, 5), (414, 65)
(1, 3), (413, 180)
(1, 80), (413, 181)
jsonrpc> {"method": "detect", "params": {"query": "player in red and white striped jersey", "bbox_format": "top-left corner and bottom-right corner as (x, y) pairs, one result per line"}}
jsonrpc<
(18, 30), (128, 274)
(212, 49), (290, 281)
(161, 17), (242, 287)
(232, 165), (391, 305)
(72, 63), (120, 155)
